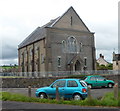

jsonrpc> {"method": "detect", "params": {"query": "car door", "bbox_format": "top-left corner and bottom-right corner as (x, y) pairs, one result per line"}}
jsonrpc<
(64, 80), (79, 98)
(96, 77), (107, 87)
(89, 77), (98, 87)
(48, 80), (66, 98)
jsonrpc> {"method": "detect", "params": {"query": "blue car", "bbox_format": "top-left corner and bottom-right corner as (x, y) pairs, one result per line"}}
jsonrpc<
(36, 79), (87, 100)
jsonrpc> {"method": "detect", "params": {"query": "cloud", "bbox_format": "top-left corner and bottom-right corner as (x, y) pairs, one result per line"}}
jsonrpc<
(0, 59), (18, 66)
(2, 44), (18, 59)
(96, 49), (114, 63)
(119, 2), (120, 53)
(0, 0), (118, 65)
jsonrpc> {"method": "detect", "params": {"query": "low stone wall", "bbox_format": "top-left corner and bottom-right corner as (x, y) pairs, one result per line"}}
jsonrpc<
(1, 77), (59, 88)
(1, 74), (120, 88)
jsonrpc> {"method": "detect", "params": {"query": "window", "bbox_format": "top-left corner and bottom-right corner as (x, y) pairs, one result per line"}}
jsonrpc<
(84, 57), (87, 67)
(35, 46), (38, 54)
(57, 56), (61, 67)
(80, 43), (83, 52)
(90, 77), (96, 81)
(41, 54), (45, 64)
(62, 40), (66, 53)
(67, 37), (78, 53)
(62, 37), (80, 53)
(24, 50), (27, 59)
(116, 61), (118, 65)
(79, 80), (87, 87)
(30, 48), (33, 56)
(97, 77), (105, 81)
(52, 80), (66, 88)
(70, 16), (73, 26)
(67, 80), (78, 87)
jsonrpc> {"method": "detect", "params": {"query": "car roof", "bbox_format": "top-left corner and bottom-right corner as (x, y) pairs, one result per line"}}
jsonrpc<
(56, 78), (80, 81)
(87, 75), (101, 77)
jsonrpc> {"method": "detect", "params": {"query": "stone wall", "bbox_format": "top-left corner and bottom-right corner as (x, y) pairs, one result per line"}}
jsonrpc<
(1, 74), (119, 88)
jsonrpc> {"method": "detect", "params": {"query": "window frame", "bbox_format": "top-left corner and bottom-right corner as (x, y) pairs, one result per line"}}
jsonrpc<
(67, 36), (78, 53)
(57, 56), (61, 67)
(62, 40), (66, 53)
(52, 80), (66, 88)
(67, 80), (78, 87)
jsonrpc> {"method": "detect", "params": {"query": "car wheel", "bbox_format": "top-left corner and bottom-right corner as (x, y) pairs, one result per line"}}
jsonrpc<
(108, 83), (113, 88)
(87, 84), (92, 89)
(39, 93), (47, 99)
(73, 94), (82, 100)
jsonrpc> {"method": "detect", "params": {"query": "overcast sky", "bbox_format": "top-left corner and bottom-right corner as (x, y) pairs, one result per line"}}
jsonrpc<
(0, 0), (119, 65)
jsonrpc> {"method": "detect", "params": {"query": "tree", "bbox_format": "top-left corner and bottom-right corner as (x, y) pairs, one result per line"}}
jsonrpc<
(97, 63), (113, 70)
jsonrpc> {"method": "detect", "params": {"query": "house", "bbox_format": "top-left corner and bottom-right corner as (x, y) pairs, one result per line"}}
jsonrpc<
(97, 54), (109, 66)
(113, 52), (120, 70)
(18, 6), (96, 75)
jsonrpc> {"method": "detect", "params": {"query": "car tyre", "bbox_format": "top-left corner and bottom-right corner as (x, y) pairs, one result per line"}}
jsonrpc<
(73, 94), (82, 100)
(39, 93), (47, 99)
(108, 83), (113, 88)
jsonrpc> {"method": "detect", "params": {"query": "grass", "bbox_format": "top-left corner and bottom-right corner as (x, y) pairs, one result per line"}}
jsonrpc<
(0, 66), (18, 70)
(0, 76), (26, 78)
(0, 91), (120, 107)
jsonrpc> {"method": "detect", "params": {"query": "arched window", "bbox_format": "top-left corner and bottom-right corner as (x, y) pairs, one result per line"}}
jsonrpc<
(67, 37), (78, 53)
(62, 40), (66, 53)
(62, 37), (80, 53)
(80, 42), (83, 52)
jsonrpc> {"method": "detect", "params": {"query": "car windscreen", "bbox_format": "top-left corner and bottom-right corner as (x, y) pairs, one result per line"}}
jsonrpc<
(79, 80), (87, 87)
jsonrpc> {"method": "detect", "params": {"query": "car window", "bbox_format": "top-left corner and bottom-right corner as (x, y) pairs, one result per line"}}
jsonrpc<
(52, 80), (66, 88)
(80, 80), (87, 87)
(97, 77), (105, 81)
(90, 77), (96, 81)
(67, 80), (78, 87)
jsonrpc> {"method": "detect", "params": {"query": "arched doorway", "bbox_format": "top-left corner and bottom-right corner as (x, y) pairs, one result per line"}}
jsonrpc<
(75, 60), (81, 71)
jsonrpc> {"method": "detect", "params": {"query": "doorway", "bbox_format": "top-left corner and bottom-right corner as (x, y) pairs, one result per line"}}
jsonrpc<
(75, 60), (81, 71)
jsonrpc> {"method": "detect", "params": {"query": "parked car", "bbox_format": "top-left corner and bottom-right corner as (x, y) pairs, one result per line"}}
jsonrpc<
(36, 79), (87, 100)
(84, 75), (114, 88)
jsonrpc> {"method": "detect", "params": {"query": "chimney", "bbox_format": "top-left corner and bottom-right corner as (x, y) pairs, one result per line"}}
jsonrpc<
(113, 52), (115, 61)
(100, 54), (102, 57)
(102, 56), (104, 59)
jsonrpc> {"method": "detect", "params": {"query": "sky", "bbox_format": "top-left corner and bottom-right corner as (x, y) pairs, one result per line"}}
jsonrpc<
(0, 0), (119, 65)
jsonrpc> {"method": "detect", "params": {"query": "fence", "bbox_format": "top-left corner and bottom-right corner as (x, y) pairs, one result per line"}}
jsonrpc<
(0, 70), (119, 78)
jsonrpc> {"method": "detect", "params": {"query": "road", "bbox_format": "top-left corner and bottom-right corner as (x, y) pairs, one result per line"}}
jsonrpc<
(2, 88), (113, 99)
(2, 101), (119, 111)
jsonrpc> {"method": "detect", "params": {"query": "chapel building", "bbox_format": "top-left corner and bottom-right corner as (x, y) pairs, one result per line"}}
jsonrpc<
(18, 7), (96, 74)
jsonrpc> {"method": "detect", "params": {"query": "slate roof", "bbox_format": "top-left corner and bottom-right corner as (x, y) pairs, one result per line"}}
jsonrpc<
(18, 17), (60, 49)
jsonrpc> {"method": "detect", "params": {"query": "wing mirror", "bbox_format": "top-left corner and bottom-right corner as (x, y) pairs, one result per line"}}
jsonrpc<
(104, 79), (106, 81)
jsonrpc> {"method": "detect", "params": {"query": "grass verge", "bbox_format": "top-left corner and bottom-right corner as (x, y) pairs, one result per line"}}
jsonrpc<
(0, 91), (120, 107)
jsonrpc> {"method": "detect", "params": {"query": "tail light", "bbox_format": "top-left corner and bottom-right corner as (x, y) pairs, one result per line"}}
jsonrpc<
(82, 88), (87, 93)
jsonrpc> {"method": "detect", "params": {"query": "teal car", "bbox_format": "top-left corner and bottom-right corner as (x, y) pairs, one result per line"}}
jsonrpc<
(36, 79), (87, 100)
(84, 75), (114, 88)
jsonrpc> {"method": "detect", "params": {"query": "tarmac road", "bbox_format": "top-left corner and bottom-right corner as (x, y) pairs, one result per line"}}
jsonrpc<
(2, 101), (119, 111)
